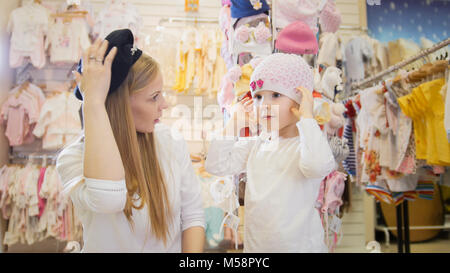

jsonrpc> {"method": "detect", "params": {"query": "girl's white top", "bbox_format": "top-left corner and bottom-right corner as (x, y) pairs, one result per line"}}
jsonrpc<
(205, 118), (336, 253)
(56, 124), (205, 253)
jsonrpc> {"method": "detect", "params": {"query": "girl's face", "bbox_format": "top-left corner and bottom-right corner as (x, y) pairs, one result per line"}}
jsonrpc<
(129, 71), (168, 133)
(252, 90), (299, 133)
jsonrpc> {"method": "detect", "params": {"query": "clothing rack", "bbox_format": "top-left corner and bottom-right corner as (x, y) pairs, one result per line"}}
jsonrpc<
(158, 17), (219, 25)
(347, 38), (449, 253)
(350, 38), (450, 92)
(338, 25), (368, 32)
(8, 153), (58, 164)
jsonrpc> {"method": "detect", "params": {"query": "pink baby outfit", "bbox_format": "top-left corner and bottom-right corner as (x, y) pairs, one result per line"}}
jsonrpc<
(33, 92), (82, 150)
(7, 2), (50, 69)
(45, 18), (91, 64)
(315, 170), (346, 252)
(37, 167), (47, 219)
(1, 84), (46, 146)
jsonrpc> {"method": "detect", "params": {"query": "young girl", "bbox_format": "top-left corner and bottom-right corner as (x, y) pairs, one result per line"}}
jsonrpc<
(205, 53), (336, 252)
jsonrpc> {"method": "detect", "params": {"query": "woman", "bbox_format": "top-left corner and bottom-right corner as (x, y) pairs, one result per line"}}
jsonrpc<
(56, 29), (205, 252)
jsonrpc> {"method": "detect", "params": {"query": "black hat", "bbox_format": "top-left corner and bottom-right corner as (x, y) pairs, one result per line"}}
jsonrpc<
(74, 29), (143, 101)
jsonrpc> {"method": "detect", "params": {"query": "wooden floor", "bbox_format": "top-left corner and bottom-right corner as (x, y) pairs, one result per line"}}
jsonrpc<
(334, 186), (368, 253)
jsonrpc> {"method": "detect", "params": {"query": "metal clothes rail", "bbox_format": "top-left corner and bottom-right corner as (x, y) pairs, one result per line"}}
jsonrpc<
(350, 38), (450, 92)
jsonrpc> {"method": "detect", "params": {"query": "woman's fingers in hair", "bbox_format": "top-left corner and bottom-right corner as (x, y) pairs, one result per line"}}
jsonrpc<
(85, 38), (102, 64)
(104, 47), (118, 69)
(96, 40), (109, 63)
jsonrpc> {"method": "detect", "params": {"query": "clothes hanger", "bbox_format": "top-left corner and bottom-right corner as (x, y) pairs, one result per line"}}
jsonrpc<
(190, 154), (202, 162)
(430, 60), (447, 80)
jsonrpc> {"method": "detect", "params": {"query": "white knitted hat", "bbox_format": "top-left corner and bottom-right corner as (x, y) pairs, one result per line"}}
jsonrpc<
(249, 53), (313, 104)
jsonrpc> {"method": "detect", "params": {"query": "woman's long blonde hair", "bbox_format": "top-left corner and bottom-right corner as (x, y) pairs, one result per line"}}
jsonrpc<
(105, 54), (171, 244)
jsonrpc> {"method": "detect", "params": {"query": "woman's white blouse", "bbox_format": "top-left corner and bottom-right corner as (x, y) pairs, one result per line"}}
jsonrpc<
(56, 124), (205, 253)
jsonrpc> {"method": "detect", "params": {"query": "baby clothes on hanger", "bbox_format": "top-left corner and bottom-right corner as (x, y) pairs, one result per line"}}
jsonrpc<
(344, 37), (374, 86)
(357, 85), (384, 183)
(0, 164), (82, 246)
(315, 170), (346, 252)
(7, 2), (50, 68)
(45, 18), (91, 64)
(173, 28), (195, 93)
(0, 166), (12, 220)
(342, 99), (358, 176)
(93, 0), (142, 44)
(400, 79), (450, 165)
(1, 83), (46, 146)
(317, 32), (341, 67)
(362, 35), (389, 75)
(33, 92), (82, 150)
(365, 168), (438, 205)
(211, 30), (228, 98)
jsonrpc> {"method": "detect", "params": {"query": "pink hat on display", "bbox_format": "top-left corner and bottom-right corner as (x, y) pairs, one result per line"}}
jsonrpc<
(319, 0), (342, 33)
(249, 53), (313, 105)
(275, 21), (318, 55)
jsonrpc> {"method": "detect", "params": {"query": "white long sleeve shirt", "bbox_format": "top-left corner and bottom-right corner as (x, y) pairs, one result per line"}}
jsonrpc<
(56, 124), (205, 253)
(205, 118), (336, 253)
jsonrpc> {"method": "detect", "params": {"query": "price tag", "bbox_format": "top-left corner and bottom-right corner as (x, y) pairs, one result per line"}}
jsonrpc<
(329, 215), (342, 233)
(224, 213), (240, 231)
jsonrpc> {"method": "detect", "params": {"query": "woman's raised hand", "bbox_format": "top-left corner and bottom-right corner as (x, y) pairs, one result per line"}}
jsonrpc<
(73, 38), (118, 105)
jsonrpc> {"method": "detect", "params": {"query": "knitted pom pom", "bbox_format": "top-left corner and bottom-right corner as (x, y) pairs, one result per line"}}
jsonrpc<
(234, 25), (251, 43)
(253, 21), (272, 44)
(227, 65), (242, 83)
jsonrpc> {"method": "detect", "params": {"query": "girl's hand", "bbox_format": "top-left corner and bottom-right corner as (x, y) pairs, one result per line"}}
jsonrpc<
(231, 97), (258, 128)
(291, 86), (314, 120)
(73, 38), (118, 105)
(224, 97), (259, 136)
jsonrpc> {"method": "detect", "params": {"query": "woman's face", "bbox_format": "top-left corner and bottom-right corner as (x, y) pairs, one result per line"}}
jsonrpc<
(252, 90), (299, 132)
(129, 71), (168, 133)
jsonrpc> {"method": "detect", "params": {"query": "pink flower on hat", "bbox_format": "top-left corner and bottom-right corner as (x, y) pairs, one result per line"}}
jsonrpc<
(234, 25), (251, 43)
(253, 21), (272, 44)
(249, 53), (313, 105)
(256, 79), (264, 88)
